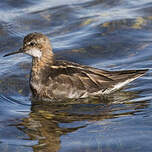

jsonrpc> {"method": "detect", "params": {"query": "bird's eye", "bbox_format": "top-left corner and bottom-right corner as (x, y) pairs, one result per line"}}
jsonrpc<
(29, 42), (35, 46)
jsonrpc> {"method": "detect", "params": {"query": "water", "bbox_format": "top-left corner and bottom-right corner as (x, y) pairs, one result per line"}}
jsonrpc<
(0, 0), (152, 151)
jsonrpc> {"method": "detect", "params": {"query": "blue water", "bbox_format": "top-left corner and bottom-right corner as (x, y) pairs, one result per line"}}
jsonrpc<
(0, 0), (152, 151)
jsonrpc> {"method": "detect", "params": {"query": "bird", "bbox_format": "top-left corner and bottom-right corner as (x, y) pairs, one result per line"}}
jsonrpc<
(4, 32), (148, 100)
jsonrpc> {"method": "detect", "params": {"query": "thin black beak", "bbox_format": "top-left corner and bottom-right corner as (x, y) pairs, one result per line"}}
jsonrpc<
(3, 48), (23, 57)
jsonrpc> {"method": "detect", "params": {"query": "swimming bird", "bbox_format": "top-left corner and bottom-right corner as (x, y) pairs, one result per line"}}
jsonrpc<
(4, 33), (148, 100)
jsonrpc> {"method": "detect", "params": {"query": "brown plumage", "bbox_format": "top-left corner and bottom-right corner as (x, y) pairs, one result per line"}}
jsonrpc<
(4, 32), (148, 100)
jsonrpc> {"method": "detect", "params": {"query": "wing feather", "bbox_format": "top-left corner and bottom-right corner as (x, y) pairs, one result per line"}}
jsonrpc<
(47, 60), (148, 98)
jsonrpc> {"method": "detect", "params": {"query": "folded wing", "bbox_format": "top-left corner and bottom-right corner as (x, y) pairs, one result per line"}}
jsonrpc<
(47, 60), (148, 98)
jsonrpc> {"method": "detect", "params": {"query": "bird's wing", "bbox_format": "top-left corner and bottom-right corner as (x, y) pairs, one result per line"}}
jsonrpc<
(47, 60), (113, 93)
(47, 60), (148, 96)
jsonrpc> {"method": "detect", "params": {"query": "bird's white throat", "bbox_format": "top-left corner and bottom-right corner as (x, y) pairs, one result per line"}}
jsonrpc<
(26, 48), (42, 58)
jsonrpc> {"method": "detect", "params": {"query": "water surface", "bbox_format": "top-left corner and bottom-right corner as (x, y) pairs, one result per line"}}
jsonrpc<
(0, 0), (152, 151)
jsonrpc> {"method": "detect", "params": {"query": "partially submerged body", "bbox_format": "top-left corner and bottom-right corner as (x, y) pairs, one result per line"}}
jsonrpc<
(4, 33), (148, 100)
(30, 59), (148, 100)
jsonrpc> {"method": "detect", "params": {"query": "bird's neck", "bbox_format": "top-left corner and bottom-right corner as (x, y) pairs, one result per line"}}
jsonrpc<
(30, 51), (54, 97)
(30, 50), (54, 82)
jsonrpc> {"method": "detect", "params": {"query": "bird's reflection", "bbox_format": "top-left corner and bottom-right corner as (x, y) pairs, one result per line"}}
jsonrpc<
(17, 90), (149, 152)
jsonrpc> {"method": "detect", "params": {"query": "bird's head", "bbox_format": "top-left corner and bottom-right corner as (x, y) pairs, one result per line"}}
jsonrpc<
(4, 32), (53, 59)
